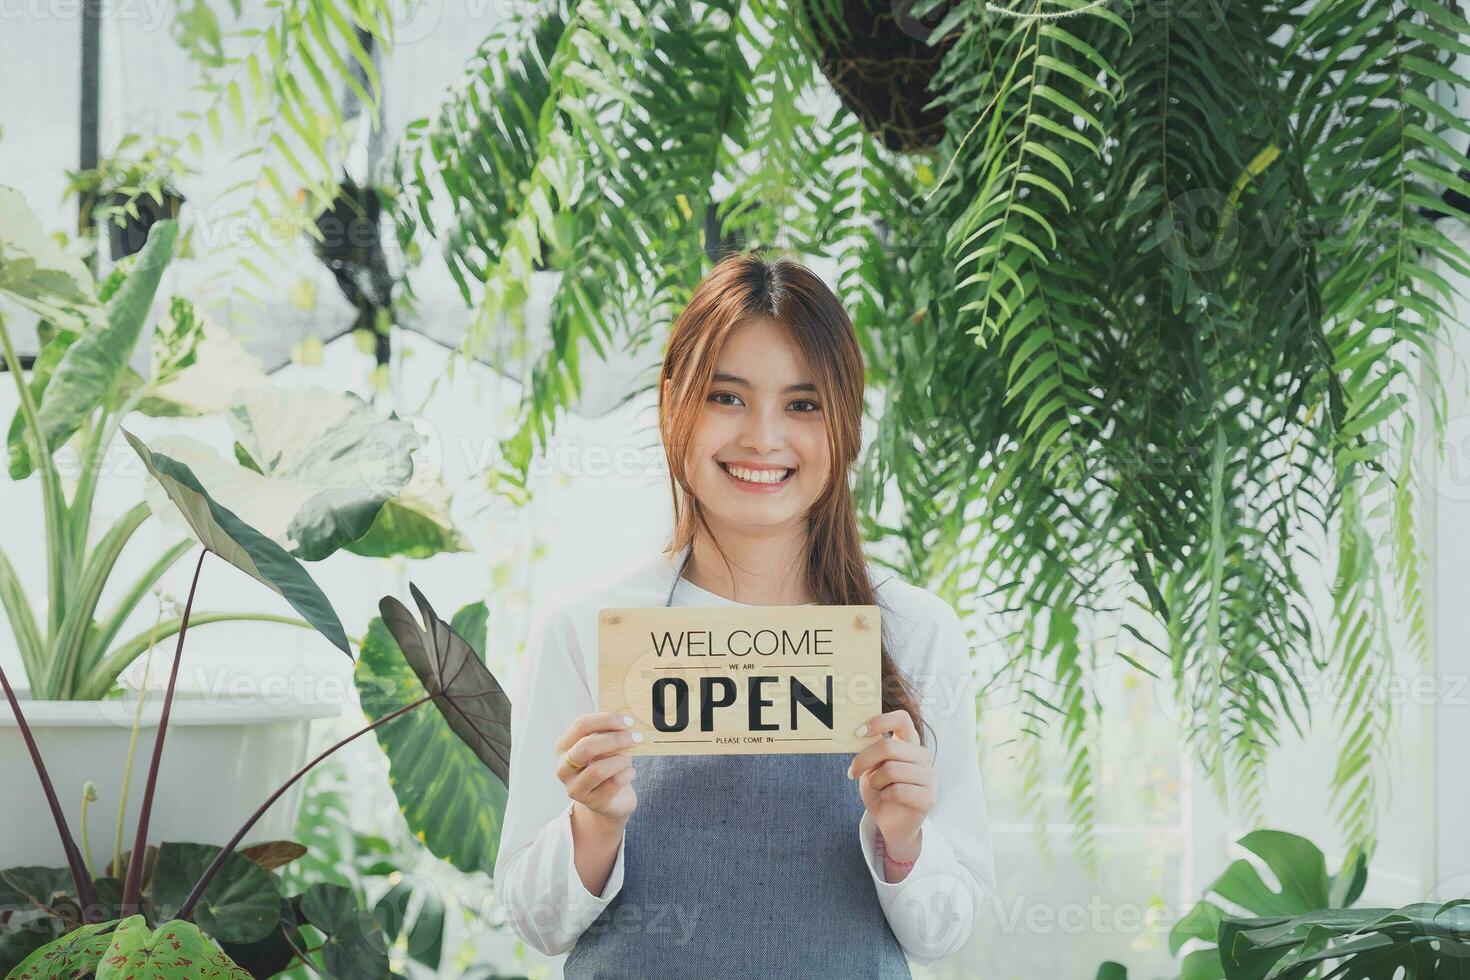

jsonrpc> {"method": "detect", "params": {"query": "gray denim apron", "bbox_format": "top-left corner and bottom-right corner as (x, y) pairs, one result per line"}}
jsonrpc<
(562, 550), (912, 979)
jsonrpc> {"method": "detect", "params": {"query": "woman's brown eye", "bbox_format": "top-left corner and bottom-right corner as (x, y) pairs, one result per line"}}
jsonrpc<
(791, 400), (820, 413)
(709, 391), (741, 406)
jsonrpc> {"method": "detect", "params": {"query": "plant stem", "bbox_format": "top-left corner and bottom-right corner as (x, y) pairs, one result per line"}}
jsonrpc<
(80, 783), (98, 877)
(0, 662), (100, 919)
(0, 309), (66, 695)
(115, 602), (163, 876)
(120, 546), (206, 915)
(177, 693), (433, 920)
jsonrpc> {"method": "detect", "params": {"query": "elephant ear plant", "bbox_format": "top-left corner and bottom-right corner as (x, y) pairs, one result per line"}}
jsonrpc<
(0, 429), (513, 975)
(0, 186), (467, 703)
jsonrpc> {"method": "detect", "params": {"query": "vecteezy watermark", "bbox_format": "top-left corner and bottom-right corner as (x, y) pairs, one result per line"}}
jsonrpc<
(524, 436), (669, 481)
(87, 665), (357, 728)
(0, 0), (171, 31)
(885, 878), (1188, 953)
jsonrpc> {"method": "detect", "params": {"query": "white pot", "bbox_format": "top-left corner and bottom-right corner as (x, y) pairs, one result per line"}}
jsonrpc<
(0, 690), (341, 872)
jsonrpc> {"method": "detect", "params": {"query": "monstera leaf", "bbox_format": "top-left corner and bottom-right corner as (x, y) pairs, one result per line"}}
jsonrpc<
(1169, 830), (1369, 980)
(6, 919), (118, 980)
(1220, 901), (1470, 980)
(137, 386), (429, 562)
(121, 428), (350, 656)
(357, 588), (511, 874)
(94, 916), (250, 979)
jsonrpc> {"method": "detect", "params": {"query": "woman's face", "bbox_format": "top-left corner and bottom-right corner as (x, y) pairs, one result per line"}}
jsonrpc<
(676, 316), (832, 532)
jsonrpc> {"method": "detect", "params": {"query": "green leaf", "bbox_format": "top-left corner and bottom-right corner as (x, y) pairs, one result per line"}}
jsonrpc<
(0, 185), (99, 327)
(136, 305), (268, 418)
(0, 867), (75, 910)
(1211, 831), (1330, 917)
(295, 884), (389, 980)
(120, 427), (351, 656)
(356, 588), (512, 875)
(24, 221), (177, 474)
(6, 919), (117, 980)
(147, 843), (281, 946)
(93, 915), (251, 979)
(450, 601), (489, 663)
(139, 386), (419, 561)
(6, 323), (78, 479)
(342, 475), (469, 560)
(372, 880), (444, 972)
(1220, 903), (1470, 980)
(215, 897), (302, 980)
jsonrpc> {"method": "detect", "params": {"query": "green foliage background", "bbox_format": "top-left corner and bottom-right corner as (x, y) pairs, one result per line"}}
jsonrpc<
(383, 0), (1470, 857)
(127, 0), (1470, 855)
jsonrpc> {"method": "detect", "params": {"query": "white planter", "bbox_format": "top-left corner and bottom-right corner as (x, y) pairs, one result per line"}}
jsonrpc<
(0, 690), (341, 872)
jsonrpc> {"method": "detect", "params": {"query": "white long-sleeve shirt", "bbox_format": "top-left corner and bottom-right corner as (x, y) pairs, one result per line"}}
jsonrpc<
(493, 546), (997, 968)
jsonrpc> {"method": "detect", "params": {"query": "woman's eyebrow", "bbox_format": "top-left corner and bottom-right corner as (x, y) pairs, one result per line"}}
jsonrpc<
(712, 371), (817, 394)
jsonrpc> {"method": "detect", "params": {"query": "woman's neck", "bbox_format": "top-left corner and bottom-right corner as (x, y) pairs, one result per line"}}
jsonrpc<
(682, 524), (813, 606)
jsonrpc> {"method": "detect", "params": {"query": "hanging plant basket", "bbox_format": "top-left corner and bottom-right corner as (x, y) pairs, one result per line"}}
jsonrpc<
(107, 187), (185, 260)
(799, 0), (961, 154)
(312, 178), (396, 357)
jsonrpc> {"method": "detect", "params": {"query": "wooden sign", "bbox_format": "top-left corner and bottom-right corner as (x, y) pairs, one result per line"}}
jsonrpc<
(597, 605), (883, 755)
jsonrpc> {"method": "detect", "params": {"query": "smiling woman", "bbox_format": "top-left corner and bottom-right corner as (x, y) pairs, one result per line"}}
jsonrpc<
(492, 251), (996, 979)
(674, 315), (833, 523)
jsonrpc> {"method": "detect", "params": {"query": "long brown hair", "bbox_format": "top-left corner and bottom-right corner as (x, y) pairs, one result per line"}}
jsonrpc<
(657, 250), (927, 746)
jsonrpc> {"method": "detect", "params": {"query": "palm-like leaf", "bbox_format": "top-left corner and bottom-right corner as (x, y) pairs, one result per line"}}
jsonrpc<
(390, 0), (1470, 855)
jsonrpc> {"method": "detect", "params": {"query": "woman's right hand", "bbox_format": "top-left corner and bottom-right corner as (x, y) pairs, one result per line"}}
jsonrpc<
(556, 711), (642, 825)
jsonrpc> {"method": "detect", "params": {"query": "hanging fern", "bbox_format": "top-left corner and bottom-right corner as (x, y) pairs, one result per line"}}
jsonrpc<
(388, 0), (1470, 857)
(139, 0), (398, 314)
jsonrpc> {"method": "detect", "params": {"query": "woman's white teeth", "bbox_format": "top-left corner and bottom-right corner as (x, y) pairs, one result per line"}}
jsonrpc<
(724, 464), (791, 485)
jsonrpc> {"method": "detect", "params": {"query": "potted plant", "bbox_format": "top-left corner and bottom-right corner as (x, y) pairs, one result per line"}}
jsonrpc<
(1093, 830), (1470, 979)
(64, 140), (190, 261)
(0, 430), (514, 974)
(0, 187), (468, 869)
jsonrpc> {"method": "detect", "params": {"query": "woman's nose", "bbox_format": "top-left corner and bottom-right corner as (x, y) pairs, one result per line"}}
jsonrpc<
(738, 407), (786, 453)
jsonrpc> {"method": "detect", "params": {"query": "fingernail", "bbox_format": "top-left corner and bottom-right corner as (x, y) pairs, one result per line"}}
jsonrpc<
(855, 723), (869, 737)
(631, 731), (643, 743)
(623, 715), (634, 726)
(846, 764), (854, 779)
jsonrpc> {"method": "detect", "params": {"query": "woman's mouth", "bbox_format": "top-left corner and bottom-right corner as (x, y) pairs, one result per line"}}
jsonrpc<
(719, 461), (795, 492)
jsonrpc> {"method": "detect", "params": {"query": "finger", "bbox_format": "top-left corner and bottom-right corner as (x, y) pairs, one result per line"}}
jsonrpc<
(561, 730), (641, 783)
(577, 728), (644, 766)
(875, 782), (933, 811)
(583, 762), (637, 805)
(856, 708), (920, 744)
(847, 736), (924, 780)
(861, 759), (930, 792)
(563, 751), (632, 794)
(556, 712), (633, 752)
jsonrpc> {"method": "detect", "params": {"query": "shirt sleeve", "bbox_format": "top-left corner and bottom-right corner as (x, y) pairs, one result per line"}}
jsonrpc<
(855, 603), (997, 966)
(493, 602), (628, 956)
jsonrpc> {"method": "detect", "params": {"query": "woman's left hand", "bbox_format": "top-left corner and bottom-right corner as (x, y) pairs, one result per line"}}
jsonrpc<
(848, 708), (935, 867)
